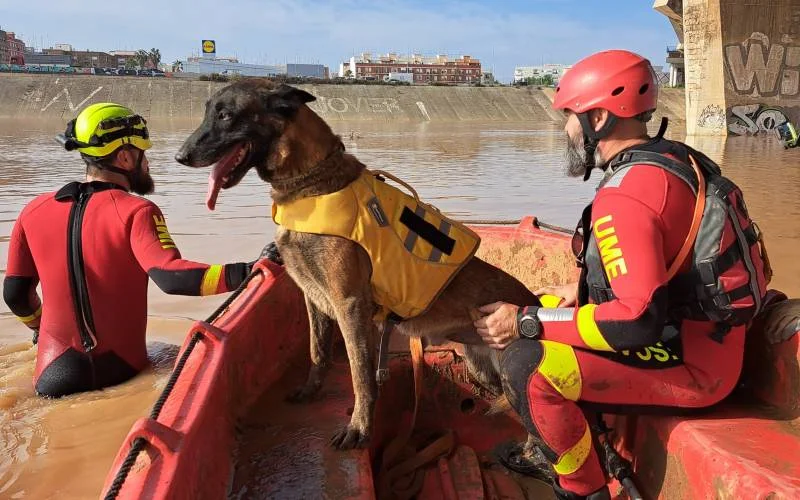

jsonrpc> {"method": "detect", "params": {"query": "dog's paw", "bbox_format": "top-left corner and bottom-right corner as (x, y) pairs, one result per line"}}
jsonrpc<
(285, 384), (320, 404)
(329, 425), (370, 450)
(259, 241), (283, 265)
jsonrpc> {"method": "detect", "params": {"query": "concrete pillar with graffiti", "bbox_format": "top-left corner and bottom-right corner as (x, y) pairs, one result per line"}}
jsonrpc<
(680, 0), (728, 136)
(656, 0), (800, 140)
(722, 0), (800, 139)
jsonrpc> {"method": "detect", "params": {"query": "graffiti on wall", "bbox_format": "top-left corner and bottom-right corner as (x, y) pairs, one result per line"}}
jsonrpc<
(697, 104), (726, 130)
(19, 84), (105, 113)
(723, 32), (800, 98)
(308, 96), (403, 115)
(727, 103), (790, 135)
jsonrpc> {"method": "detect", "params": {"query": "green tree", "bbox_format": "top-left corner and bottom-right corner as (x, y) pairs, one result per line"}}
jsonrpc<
(171, 60), (183, 72)
(524, 74), (555, 86)
(148, 48), (161, 68)
(133, 49), (149, 69)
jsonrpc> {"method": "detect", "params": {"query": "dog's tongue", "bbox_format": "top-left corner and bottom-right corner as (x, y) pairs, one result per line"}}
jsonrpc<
(206, 174), (222, 211)
(205, 146), (241, 211)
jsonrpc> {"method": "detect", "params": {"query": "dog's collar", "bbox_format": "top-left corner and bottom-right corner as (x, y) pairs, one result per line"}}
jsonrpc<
(269, 141), (348, 197)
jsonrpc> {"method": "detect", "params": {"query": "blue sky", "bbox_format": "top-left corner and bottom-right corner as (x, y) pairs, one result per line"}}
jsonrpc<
(0, 0), (678, 82)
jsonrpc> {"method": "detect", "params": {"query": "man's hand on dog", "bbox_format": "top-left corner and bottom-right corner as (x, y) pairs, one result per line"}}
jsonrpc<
(474, 301), (519, 349)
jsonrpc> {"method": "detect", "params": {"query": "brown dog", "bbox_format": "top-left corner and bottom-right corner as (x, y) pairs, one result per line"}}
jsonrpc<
(175, 81), (539, 449)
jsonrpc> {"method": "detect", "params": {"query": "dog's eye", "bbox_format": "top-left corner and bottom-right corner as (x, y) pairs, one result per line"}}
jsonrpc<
(219, 111), (232, 121)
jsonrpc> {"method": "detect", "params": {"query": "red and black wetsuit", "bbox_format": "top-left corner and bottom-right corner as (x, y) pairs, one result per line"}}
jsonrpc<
(3, 181), (251, 397)
(501, 140), (746, 496)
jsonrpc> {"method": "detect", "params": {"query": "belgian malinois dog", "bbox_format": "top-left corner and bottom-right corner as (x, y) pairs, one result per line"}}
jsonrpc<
(175, 81), (539, 449)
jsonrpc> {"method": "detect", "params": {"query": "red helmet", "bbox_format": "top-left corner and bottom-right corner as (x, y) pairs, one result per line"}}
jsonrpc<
(553, 50), (658, 118)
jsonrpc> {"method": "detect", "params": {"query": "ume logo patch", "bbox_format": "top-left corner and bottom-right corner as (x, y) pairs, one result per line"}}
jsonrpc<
(152, 215), (177, 250)
(593, 215), (628, 281)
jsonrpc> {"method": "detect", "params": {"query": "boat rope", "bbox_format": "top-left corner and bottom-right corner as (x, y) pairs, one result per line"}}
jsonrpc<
(456, 217), (574, 235)
(103, 268), (261, 500)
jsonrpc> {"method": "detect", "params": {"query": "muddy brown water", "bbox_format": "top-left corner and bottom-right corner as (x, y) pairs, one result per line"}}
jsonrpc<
(1, 117), (798, 498)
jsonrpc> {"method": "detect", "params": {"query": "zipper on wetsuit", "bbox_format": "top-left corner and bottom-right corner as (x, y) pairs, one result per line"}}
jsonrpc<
(66, 190), (99, 352)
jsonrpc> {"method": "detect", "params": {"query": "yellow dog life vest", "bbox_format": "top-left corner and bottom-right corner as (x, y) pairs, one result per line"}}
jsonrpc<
(272, 170), (481, 320)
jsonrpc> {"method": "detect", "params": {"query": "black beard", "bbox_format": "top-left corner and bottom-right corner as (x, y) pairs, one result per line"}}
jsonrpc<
(130, 168), (155, 195)
(564, 133), (604, 178)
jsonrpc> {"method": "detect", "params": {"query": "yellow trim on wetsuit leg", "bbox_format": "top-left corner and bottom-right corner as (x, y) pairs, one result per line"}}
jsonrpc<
(17, 305), (42, 325)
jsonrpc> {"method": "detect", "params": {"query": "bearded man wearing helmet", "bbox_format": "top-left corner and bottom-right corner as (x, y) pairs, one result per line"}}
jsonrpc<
(3, 103), (258, 398)
(473, 50), (770, 499)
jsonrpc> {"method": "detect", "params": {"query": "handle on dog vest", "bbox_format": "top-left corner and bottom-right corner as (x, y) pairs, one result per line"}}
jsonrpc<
(370, 169), (420, 201)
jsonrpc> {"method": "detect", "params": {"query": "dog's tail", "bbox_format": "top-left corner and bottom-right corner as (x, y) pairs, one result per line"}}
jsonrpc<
(485, 394), (512, 416)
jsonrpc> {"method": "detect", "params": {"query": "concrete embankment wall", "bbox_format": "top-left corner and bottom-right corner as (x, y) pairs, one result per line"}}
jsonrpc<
(0, 73), (685, 126)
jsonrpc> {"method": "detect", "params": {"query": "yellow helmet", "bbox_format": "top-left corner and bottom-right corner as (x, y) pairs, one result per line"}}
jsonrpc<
(58, 102), (152, 157)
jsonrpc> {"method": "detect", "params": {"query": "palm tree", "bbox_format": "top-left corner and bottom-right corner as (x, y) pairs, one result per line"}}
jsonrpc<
(171, 60), (183, 72)
(148, 48), (161, 68)
(134, 49), (149, 69)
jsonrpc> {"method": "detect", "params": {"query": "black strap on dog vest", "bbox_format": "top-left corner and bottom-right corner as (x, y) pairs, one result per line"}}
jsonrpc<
(399, 207), (456, 256)
(376, 312), (404, 385)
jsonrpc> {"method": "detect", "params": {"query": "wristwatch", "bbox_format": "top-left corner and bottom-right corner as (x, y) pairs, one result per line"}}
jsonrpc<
(517, 306), (542, 339)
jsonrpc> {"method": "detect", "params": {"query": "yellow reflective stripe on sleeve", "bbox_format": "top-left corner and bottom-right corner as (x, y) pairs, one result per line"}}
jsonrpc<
(538, 340), (582, 401)
(201, 265), (223, 296)
(553, 423), (593, 476)
(576, 304), (615, 352)
(17, 305), (43, 324)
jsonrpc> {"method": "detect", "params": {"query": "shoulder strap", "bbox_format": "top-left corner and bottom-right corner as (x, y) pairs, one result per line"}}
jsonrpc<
(667, 155), (706, 281)
(604, 148), (706, 281)
(603, 150), (699, 193)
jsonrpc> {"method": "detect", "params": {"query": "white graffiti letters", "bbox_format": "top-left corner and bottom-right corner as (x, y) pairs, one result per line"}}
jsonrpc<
(724, 33), (800, 98)
(727, 104), (789, 135)
(39, 86), (104, 112)
(308, 96), (402, 114)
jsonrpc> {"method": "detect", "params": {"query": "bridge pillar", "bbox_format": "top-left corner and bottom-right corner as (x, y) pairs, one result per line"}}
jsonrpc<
(656, 0), (800, 137)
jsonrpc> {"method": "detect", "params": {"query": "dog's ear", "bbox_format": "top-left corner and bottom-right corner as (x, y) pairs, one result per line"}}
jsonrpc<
(265, 84), (317, 115)
(276, 84), (317, 104)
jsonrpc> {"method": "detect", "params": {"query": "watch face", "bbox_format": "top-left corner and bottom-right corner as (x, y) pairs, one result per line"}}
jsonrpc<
(520, 316), (539, 338)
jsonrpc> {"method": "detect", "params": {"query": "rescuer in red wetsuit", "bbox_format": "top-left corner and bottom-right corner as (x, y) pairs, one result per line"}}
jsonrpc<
(473, 51), (762, 499)
(3, 103), (256, 398)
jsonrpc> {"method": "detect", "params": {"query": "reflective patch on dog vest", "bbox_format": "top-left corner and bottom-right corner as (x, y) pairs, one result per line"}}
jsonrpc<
(428, 219), (452, 263)
(402, 206), (427, 252)
(400, 206), (456, 256)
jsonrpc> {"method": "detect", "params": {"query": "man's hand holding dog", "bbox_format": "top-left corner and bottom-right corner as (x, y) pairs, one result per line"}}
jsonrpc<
(474, 302), (520, 349)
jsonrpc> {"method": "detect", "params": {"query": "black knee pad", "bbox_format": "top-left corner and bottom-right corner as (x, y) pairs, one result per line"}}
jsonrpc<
(499, 339), (544, 436)
(35, 348), (139, 398)
(35, 348), (93, 398)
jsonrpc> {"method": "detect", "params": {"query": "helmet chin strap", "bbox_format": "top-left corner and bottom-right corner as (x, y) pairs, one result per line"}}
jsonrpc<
(86, 148), (145, 189)
(577, 112), (618, 181)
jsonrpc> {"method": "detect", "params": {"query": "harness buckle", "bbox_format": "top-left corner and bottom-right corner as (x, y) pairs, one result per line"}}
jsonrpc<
(376, 368), (390, 386)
